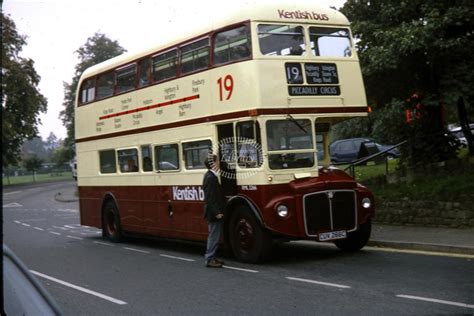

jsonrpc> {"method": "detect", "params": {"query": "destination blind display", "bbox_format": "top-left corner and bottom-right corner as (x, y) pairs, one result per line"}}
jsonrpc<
(285, 62), (340, 96)
(288, 85), (340, 96)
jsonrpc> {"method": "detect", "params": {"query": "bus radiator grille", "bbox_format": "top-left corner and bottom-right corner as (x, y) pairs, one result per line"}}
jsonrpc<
(303, 191), (356, 236)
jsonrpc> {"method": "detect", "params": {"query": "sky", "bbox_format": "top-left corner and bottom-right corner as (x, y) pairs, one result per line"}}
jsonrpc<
(3, 0), (345, 141)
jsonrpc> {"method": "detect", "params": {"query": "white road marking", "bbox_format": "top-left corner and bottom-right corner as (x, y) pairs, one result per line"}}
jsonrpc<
(3, 202), (23, 208)
(286, 277), (351, 289)
(222, 265), (259, 273)
(53, 226), (69, 231)
(397, 295), (474, 309)
(50, 232), (61, 236)
(365, 246), (474, 259)
(22, 218), (47, 222)
(3, 191), (22, 195)
(22, 223), (31, 227)
(34, 227), (44, 231)
(30, 270), (127, 305)
(57, 208), (78, 213)
(14, 220), (21, 224)
(123, 247), (150, 254)
(66, 235), (83, 240)
(160, 254), (195, 262)
(93, 241), (114, 247)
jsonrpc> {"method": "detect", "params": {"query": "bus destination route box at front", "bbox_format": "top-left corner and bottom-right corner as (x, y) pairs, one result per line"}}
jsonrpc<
(286, 62), (340, 96)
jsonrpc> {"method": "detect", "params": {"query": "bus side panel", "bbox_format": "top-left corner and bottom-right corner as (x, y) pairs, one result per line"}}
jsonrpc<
(78, 187), (102, 229)
(113, 186), (144, 233)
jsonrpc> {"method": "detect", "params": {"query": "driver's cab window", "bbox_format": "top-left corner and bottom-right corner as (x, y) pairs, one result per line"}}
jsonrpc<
(236, 121), (262, 168)
(315, 122), (331, 164)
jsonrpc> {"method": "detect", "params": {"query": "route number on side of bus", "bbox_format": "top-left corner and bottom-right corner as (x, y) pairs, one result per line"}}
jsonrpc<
(217, 75), (234, 101)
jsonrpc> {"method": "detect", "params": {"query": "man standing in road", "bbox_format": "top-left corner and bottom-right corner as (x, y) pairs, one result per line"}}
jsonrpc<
(203, 154), (226, 268)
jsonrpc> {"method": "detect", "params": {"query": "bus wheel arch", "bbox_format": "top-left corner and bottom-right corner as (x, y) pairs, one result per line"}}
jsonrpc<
(101, 194), (122, 243)
(334, 219), (371, 252)
(225, 198), (272, 263)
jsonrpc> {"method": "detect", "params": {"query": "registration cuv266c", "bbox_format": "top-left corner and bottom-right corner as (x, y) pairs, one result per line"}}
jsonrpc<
(318, 230), (347, 241)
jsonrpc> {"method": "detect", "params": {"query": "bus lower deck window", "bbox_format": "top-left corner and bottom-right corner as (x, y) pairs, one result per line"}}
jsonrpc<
(99, 150), (117, 174)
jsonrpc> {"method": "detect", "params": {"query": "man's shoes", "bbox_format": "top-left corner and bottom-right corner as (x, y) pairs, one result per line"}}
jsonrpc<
(214, 258), (225, 265)
(206, 259), (223, 268)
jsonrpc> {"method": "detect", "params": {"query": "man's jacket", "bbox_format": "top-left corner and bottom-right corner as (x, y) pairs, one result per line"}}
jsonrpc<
(203, 170), (226, 222)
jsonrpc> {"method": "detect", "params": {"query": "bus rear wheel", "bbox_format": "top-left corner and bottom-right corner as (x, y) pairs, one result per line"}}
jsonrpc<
(229, 206), (271, 263)
(335, 220), (371, 252)
(103, 201), (122, 243)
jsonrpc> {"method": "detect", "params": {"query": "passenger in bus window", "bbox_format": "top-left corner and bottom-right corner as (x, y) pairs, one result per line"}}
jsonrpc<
(143, 157), (153, 171)
(203, 154), (226, 268)
(126, 159), (138, 172)
(290, 45), (303, 56)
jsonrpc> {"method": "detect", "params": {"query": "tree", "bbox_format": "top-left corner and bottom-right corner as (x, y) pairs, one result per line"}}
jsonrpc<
(23, 155), (43, 172)
(52, 146), (73, 167)
(21, 136), (49, 161)
(46, 132), (60, 150)
(60, 33), (126, 156)
(1, 14), (47, 166)
(340, 1), (473, 166)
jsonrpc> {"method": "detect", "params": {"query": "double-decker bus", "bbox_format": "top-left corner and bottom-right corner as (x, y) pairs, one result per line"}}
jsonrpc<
(75, 3), (375, 263)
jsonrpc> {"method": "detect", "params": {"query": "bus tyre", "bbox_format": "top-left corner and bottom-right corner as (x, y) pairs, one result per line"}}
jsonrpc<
(103, 202), (122, 243)
(229, 206), (272, 263)
(335, 220), (371, 252)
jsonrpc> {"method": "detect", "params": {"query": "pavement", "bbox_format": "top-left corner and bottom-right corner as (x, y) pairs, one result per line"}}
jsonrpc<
(54, 187), (474, 256)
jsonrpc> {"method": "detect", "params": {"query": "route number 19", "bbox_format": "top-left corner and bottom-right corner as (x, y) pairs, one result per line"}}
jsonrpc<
(285, 63), (303, 84)
(217, 75), (234, 101)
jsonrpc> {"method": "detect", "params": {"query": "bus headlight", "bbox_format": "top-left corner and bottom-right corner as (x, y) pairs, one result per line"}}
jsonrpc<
(362, 197), (371, 209)
(276, 204), (289, 217)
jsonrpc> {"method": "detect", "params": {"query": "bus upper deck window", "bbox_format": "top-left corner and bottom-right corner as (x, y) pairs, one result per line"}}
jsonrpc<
(153, 50), (177, 82)
(116, 64), (136, 94)
(96, 72), (115, 99)
(310, 27), (352, 57)
(80, 78), (95, 104)
(138, 58), (151, 88)
(257, 24), (305, 56)
(214, 26), (251, 65)
(180, 38), (210, 74)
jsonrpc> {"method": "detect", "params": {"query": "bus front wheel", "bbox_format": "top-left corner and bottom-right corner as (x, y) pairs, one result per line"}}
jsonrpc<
(103, 201), (122, 243)
(335, 220), (371, 252)
(228, 206), (272, 263)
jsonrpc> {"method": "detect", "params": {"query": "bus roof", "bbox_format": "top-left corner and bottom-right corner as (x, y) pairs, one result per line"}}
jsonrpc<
(80, 2), (349, 79)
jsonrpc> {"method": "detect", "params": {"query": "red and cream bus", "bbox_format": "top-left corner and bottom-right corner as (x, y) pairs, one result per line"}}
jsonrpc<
(75, 3), (375, 262)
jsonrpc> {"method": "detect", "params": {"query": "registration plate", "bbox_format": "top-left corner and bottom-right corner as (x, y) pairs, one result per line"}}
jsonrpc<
(318, 230), (347, 241)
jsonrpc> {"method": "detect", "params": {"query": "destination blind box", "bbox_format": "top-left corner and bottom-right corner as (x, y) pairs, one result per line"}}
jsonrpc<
(285, 62), (340, 96)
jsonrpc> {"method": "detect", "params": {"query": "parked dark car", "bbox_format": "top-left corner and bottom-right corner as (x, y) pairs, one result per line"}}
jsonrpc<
(330, 138), (401, 163)
(448, 123), (474, 147)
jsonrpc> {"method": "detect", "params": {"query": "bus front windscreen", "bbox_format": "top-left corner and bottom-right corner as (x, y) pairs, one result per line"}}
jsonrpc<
(266, 119), (314, 169)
